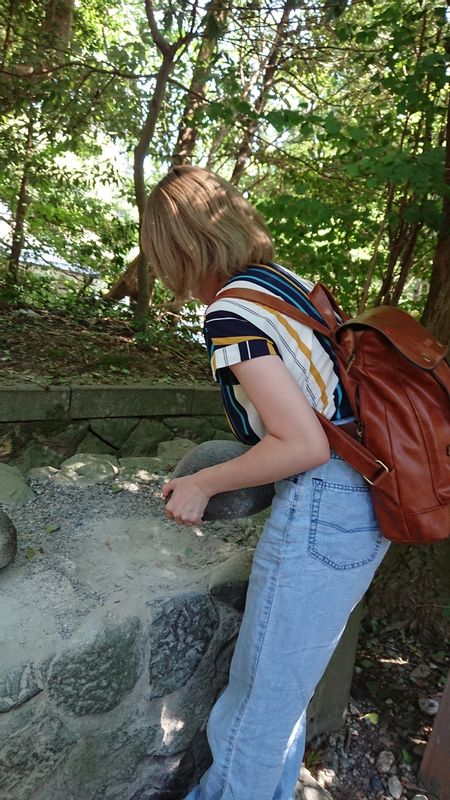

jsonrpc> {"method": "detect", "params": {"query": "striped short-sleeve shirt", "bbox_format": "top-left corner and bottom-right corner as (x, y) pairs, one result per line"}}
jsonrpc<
(204, 262), (353, 445)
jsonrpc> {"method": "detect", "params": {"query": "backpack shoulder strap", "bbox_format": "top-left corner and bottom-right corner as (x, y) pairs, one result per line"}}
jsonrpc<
(309, 282), (351, 325)
(214, 287), (333, 338)
(212, 285), (393, 484)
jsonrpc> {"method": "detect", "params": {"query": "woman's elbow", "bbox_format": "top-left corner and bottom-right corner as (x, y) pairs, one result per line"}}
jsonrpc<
(315, 439), (331, 466)
(296, 431), (330, 471)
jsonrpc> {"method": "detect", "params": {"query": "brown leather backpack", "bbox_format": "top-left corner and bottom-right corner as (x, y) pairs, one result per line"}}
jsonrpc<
(217, 284), (450, 545)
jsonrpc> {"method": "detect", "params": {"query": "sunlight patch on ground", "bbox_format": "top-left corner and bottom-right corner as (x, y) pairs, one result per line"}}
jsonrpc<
(160, 703), (185, 747)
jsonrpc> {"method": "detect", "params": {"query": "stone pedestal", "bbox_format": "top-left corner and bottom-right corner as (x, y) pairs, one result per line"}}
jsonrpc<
(0, 466), (363, 800)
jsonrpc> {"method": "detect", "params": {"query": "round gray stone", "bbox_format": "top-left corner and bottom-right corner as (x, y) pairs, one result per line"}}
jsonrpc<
(59, 453), (120, 483)
(171, 440), (275, 520)
(0, 507), (17, 569)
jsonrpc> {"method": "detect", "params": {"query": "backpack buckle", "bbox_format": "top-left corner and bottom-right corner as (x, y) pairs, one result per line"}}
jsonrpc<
(364, 460), (390, 485)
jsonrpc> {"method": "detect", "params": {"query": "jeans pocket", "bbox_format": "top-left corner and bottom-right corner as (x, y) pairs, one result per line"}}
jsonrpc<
(308, 478), (382, 570)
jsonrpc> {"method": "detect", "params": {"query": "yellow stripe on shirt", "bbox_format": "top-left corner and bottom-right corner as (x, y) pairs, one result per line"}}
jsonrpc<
(210, 337), (277, 377)
(255, 302), (329, 407)
(212, 335), (272, 346)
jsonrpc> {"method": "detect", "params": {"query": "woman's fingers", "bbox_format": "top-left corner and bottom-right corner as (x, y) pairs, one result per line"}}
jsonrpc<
(162, 476), (208, 526)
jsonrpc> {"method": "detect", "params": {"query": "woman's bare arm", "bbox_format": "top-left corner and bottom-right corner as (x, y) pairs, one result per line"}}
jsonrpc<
(163, 355), (329, 525)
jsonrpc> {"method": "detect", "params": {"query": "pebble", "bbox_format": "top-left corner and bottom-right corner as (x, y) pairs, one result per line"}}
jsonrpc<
(410, 664), (431, 681)
(411, 796), (428, 800)
(371, 775), (385, 792)
(418, 698), (439, 716)
(388, 775), (403, 799)
(377, 751), (396, 773)
(316, 768), (336, 789)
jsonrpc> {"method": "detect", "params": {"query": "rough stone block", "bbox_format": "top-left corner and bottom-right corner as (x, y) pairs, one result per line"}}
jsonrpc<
(0, 707), (77, 798)
(0, 386), (70, 422)
(54, 720), (159, 800)
(163, 416), (215, 442)
(191, 386), (223, 415)
(12, 440), (62, 473)
(48, 619), (142, 715)
(0, 662), (44, 712)
(75, 431), (117, 455)
(40, 422), (89, 455)
(157, 438), (197, 469)
(120, 419), (171, 457)
(148, 594), (219, 699)
(0, 463), (35, 506)
(70, 384), (194, 419)
(206, 415), (230, 433)
(0, 422), (31, 461)
(89, 417), (139, 448)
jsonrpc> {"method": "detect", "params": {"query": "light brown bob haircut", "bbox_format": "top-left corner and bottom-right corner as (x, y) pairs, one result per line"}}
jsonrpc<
(141, 165), (274, 300)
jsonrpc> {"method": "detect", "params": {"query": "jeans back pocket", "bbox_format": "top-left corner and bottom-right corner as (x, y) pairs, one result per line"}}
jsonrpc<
(308, 478), (382, 570)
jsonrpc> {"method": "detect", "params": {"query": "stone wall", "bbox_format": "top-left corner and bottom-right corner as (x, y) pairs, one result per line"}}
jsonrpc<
(0, 383), (231, 472)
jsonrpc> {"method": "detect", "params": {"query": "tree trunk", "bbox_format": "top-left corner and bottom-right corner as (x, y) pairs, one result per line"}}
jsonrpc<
(390, 222), (423, 306)
(42, 0), (75, 52)
(133, 49), (176, 328)
(132, 1), (195, 329)
(8, 115), (34, 281)
(1, 0), (16, 71)
(421, 92), (450, 345)
(171, 0), (228, 167)
(230, 0), (294, 185)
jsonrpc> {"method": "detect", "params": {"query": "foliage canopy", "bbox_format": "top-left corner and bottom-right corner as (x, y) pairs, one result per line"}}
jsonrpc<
(0, 0), (449, 328)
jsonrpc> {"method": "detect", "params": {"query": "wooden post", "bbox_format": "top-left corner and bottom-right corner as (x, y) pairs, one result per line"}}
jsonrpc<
(418, 669), (450, 800)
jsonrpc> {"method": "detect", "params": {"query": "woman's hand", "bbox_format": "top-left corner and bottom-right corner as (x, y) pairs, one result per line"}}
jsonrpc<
(161, 356), (330, 525)
(162, 474), (211, 526)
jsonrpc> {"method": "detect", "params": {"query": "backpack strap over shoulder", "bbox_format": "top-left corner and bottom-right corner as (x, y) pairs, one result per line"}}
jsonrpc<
(309, 282), (350, 326)
(212, 285), (392, 485)
(215, 287), (334, 338)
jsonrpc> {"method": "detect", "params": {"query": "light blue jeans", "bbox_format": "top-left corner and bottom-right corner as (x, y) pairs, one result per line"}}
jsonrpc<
(185, 453), (390, 800)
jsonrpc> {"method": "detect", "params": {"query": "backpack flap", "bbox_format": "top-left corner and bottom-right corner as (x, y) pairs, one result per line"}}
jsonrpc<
(337, 305), (448, 370)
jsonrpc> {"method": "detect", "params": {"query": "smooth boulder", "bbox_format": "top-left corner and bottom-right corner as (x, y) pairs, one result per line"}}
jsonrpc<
(171, 440), (275, 520)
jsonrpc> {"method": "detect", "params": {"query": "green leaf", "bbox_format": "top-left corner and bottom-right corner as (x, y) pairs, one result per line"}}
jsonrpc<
(25, 546), (36, 560)
(111, 484), (124, 493)
(363, 712), (379, 725)
(347, 126), (366, 142)
(345, 163), (361, 178)
(323, 113), (342, 136)
(402, 749), (413, 764)
(45, 523), (60, 534)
